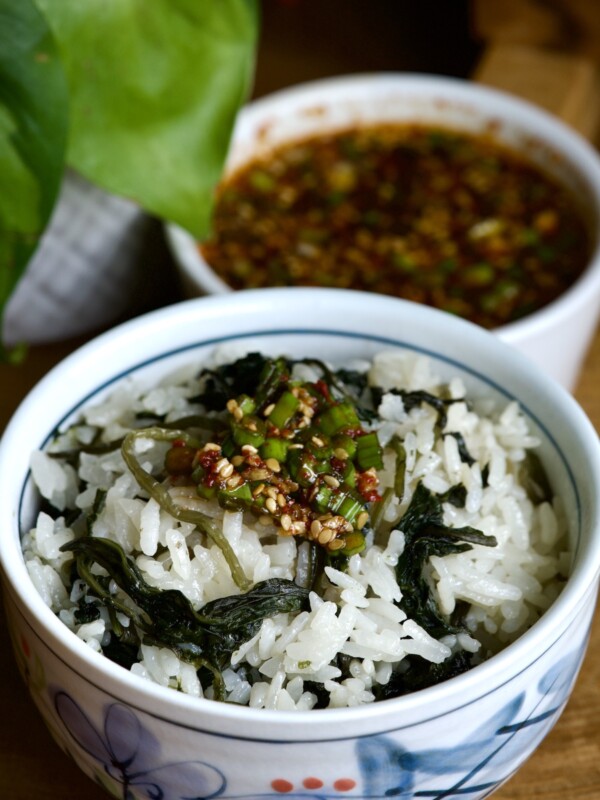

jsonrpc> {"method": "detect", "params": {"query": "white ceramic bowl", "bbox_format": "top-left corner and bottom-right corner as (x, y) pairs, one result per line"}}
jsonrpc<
(1, 288), (600, 800)
(166, 74), (600, 391)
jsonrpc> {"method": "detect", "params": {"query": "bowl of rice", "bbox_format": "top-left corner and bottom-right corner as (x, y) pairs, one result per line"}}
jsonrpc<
(1, 287), (599, 800)
(166, 73), (600, 391)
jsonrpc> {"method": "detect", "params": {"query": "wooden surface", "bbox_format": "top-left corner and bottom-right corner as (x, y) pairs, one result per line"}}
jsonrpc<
(1, 5), (600, 796)
(473, 43), (600, 141)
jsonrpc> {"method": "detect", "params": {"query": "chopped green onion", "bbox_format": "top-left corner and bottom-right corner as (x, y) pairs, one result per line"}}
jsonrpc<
(236, 394), (256, 416)
(268, 390), (299, 429)
(333, 433), (357, 459)
(218, 483), (253, 509)
(356, 432), (383, 470)
(318, 402), (360, 436)
(197, 483), (217, 500)
(312, 483), (335, 513)
(260, 437), (290, 462)
(232, 420), (265, 449)
(332, 492), (366, 524)
(340, 531), (366, 556)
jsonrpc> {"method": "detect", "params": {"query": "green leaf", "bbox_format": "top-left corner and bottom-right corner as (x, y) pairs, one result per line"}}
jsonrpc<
(62, 535), (309, 687)
(395, 482), (497, 637)
(0, 0), (68, 328)
(38, 0), (259, 237)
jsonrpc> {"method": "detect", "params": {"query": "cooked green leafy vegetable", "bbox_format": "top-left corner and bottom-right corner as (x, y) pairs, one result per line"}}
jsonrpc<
(374, 650), (474, 700)
(371, 387), (459, 431)
(62, 535), (309, 695)
(394, 482), (497, 637)
(31, 349), (557, 709)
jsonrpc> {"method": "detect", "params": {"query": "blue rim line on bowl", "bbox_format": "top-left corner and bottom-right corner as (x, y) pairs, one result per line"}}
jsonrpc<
(24, 326), (583, 554)
(1, 288), (599, 734)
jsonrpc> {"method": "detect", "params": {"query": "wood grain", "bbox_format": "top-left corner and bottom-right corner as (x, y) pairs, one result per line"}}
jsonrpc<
(473, 43), (600, 141)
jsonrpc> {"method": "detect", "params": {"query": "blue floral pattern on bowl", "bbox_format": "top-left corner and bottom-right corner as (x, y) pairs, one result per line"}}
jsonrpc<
(54, 692), (225, 800)
(2, 295), (599, 800)
(51, 642), (585, 800)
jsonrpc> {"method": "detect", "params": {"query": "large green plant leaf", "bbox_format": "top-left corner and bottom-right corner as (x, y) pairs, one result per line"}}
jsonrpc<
(38, 0), (259, 237)
(0, 0), (68, 323)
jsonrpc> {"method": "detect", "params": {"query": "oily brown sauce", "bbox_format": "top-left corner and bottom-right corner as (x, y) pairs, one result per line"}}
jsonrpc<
(201, 125), (591, 328)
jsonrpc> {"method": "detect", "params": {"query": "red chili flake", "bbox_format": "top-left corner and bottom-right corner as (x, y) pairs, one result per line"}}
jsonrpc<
(172, 438), (187, 448)
(357, 471), (381, 503)
(340, 427), (363, 439)
(314, 379), (331, 401)
(330, 457), (346, 474)
(198, 450), (220, 470)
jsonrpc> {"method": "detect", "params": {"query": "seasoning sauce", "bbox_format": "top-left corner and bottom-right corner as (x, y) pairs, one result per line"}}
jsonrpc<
(201, 125), (590, 328)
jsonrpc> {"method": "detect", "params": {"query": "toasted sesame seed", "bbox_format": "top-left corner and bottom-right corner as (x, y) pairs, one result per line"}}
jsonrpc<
(226, 475), (243, 489)
(265, 497), (278, 514)
(231, 455), (245, 467)
(253, 483), (265, 497)
(263, 402), (275, 416)
(311, 435), (325, 447)
(246, 467), (270, 481)
(277, 493), (286, 507)
(226, 399), (244, 421)
(333, 447), (349, 460)
(328, 539), (346, 551)
(323, 474), (340, 488)
(203, 442), (221, 452)
(241, 444), (258, 455)
(280, 514), (292, 531)
(258, 515), (272, 526)
(318, 529), (334, 545)
(356, 511), (369, 529)
(293, 521), (307, 534)
(310, 519), (323, 537)
(219, 463), (234, 479)
(215, 458), (229, 472)
(265, 457), (281, 473)
(266, 486), (278, 499)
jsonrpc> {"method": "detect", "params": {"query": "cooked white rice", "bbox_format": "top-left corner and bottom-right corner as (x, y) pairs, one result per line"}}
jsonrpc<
(22, 349), (570, 709)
